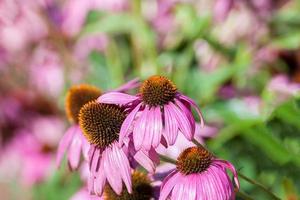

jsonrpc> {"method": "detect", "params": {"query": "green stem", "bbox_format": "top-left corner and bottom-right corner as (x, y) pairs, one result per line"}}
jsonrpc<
(239, 173), (281, 200)
(158, 154), (177, 165)
(237, 191), (255, 200)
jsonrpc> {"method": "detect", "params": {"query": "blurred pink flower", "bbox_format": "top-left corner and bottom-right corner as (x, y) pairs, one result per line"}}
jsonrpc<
(73, 35), (108, 61)
(214, 0), (234, 22)
(0, 0), (47, 53)
(267, 75), (300, 102)
(0, 131), (55, 186)
(61, 0), (128, 36)
(29, 44), (64, 97)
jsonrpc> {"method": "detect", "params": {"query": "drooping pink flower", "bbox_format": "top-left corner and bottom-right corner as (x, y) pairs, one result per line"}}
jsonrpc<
(159, 146), (239, 200)
(57, 79), (142, 171)
(98, 75), (204, 151)
(78, 102), (156, 196)
(56, 84), (102, 170)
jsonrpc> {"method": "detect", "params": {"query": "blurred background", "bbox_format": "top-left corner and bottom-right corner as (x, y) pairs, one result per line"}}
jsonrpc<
(0, 0), (300, 199)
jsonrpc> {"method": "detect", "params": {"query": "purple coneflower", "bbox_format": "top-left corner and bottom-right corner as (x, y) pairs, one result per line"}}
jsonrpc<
(56, 84), (101, 170)
(78, 101), (156, 196)
(159, 146), (239, 200)
(98, 75), (204, 151)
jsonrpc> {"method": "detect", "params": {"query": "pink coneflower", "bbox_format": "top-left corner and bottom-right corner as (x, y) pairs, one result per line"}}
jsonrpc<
(159, 146), (239, 200)
(78, 101), (156, 196)
(98, 75), (204, 151)
(56, 84), (102, 170)
(57, 80), (140, 170)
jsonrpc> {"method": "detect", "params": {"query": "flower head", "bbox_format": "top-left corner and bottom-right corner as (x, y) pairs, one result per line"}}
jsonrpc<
(79, 101), (157, 196)
(103, 171), (154, 200)
(98, 75), (204, 151)
(159, 146), (239, 200)
(56, 84), (101, 170)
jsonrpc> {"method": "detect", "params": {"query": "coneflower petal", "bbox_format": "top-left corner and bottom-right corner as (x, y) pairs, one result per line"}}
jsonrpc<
(103, 148), (122, 195)
(68, 134), (82, 170)
(168, 102), (192, 140)
(134, 150), (156, 173)
(159, 171), (181, 200)
(133, 107), (148, 150)
(164, 104), (179, 145)
(97, 92), (139, 105)
(119, 103), (142, 147)
(90, 148), (101, 174)
(111, 144), (132, 194)
(214, 159), (240, 189)
(151, 106), (163, 148)
(56, 125), (77, 167)
(179, 94), (205, 128)
(175, 99), (195, 135)
(94, 161), (106, 196)
(144, 107), (155, 150)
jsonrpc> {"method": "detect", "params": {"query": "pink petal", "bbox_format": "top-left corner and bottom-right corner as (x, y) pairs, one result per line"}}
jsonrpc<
(119, 103), (142, 146)
(159, 171), (181, 200)
(103, 147), (122, 195)
(97, 92), (139, 105)
(179, 94), (205, 128)
(111, 143), (132, 193)
(90, 148), (101, 174)
(133, 107), (148, 150)
(151, 107), (163, 148)
(134, 150), (156, 173)
(175, 99), (195, 135)
(168, 102), (192, 140)
(94, 159), (106, 196)
(214, 159), (240, 189)
(56, 125), (77, 167)
(68, 132), (82, 170)
(143, 108), (155, 150)
(163, 104), (179, 145)
(113, 78), (140, 92)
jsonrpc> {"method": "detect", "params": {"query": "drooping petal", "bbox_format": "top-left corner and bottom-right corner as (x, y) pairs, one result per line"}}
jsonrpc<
(151, 106), (163, 148)
(133, 107), (148, 150)
(103, 147), (122, 195)
(94, 158), (106, 196)
(90, 148), (101, 174)
(168, 102), (192, 140)
(68, 132), (83, 170)
(175, 99), (195, 135)
(112, 78), (140, 92)
(178, 94), (205, 128)
(159, 171), (181, 200)
(56, 125), (77, 167)
(163, 104), (179, 145)
(111, 143), (132, 193)
(143, 107), (155, 150)
(134, 150), (156, 173)
(97, 92), (139, 105)
(213, 159), (240, 189)
(119, 103), (142, 146)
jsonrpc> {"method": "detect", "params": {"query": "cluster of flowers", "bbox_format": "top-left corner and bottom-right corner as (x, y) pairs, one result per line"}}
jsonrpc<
(57, 75), (239, 200)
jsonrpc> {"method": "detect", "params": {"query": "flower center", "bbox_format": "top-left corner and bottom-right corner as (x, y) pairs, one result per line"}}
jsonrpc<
(140, 75), (177, 107)
(65, 84), (101, 124)
(104, 171), (153, 200)
(176, 146), (213, 175)
(79, 102), (126, 148)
